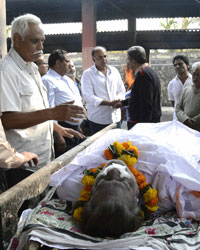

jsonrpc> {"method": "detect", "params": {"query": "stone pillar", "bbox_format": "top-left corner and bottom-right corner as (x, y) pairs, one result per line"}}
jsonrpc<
(82, 0), (96, 70)
(0, 0), (7, 57)
(128, 17), (136, 48)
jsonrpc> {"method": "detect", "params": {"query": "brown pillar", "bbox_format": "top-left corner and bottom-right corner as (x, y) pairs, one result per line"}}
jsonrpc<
(82, 0), (96, 70)
(128, 17), (136, 48)
(0, 0), (7, 57)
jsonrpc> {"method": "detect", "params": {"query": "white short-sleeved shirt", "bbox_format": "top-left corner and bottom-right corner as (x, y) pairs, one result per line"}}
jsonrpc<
(0, 48), (54, 168)
(168, 74), (193, 120)
(81, 65), (125, 124)
(42, 69), (84, 126)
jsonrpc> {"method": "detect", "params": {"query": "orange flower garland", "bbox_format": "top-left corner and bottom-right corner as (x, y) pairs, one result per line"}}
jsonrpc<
(73, 141), (159, 221)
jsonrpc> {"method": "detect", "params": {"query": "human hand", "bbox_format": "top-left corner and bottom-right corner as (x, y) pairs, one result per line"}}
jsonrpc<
(51, 101), (86, 123)
(20, 152), (39, 168)
(113, 100), (122, 109)
(183, 118), (195, 128)
(54, 132), (67, 154)
(55, 123), (85, 139)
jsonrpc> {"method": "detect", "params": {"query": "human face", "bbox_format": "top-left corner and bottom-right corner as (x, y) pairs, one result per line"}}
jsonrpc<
(192, 67), (200, 90)
(35, 57), (48, 76)
(127, 56), (136, 72)
(173, 59), (188, 76)
(91, 163), (138, 208)
(14, 22), (45, 62)
(66, 60), (76, 75)
(93, 49), (107, 70)
(57, 54), (71, 76)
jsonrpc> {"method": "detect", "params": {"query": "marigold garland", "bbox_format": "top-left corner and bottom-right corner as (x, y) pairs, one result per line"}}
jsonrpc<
(73, 141), (159, 222)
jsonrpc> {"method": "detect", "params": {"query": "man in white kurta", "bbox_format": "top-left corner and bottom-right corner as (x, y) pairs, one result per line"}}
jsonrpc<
(168, 55), (192, 120)
(81, 46), (125, 134)
(42, 49), (84, 155)
(0, 14), (85, 169)
(0, 48), (53, 168)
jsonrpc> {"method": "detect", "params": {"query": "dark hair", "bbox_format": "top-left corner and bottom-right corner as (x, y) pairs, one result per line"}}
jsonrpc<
(172, 55), (189, 66)
(127, 46), (147, 64)
(48, 49), (67, 67)
(91, 46), (106, 57)
(80, 199), (143, 238)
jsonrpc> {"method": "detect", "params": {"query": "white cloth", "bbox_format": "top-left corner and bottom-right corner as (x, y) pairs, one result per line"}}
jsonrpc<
(168, 74), (192, 120)
(0, 116), (25, 168)
(51, 121), (200, 220)
(0, 48), (54, 168)
(81, 64), (125, 124)
(42, 69), (84, 125)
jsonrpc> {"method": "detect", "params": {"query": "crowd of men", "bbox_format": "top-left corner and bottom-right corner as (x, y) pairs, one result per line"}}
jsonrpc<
(0, 13), (200, 196)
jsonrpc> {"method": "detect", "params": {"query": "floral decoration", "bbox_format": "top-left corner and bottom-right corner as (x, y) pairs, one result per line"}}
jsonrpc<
(73, 141), (159, 221)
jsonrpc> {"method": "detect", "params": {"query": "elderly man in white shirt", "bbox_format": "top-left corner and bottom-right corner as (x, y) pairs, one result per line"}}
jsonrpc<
(168, 55), (193, 120)
(42, 49), (85, 156)
(0, 14), (85, 169)
(81, 46), (125, 134)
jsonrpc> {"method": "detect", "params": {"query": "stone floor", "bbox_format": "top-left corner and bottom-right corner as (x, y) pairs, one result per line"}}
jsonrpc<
(122, 106), (174, 130)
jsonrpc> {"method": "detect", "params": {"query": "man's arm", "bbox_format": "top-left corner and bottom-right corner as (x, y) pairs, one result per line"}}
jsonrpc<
(1, 102), (85, 130)
(175, 90), (194, 128)
(0, 120), (38, 168)
(167, 81), (175, 107)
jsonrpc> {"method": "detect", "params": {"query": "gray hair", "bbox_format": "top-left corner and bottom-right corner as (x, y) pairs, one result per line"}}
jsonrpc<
(91, 46), (106, 57)
(11, 14), (43, 47)
(127, 46), (147, 64)
(192, 62), (200, 72)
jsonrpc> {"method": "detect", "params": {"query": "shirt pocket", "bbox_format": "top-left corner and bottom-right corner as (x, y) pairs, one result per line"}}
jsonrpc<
(19, 87), (34, 96)
(19, 86), (36, 111)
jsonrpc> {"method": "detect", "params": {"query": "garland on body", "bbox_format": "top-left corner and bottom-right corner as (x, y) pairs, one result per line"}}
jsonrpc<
(73, 141), (159, 222)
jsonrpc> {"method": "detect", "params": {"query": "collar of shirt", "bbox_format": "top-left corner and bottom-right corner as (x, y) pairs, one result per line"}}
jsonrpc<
(9, 47), (37, 72)
(134, 63), (149, 75)
(175, 73), (192, 81)
(92, 64), (111, 76)
(48, 68), (63, 80)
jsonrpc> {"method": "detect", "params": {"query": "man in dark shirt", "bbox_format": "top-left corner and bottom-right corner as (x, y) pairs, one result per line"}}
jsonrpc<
(115, 46), (161, 129)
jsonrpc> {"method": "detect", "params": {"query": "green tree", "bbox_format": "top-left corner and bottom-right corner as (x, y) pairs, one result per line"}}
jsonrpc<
(160, 18), (177, 29)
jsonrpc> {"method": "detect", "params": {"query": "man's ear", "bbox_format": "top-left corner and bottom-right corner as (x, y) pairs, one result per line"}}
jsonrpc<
(92, 56), (95, 63)
(13, 33), (22, 48)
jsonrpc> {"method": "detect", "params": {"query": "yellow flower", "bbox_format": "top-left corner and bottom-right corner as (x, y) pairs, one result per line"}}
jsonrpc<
(145, 204), (159, 212)
(113, 141), (124, 155)
(122, 141), (132, 149)
(73, 141), (159, 222)
(82, 175), (96, 186)
(143, 188), (158, 203)
(122, 154), (137, 167)
(78, 196), (89, 202)
(80, 188), (91, 200)
(73, 207), (83, 221)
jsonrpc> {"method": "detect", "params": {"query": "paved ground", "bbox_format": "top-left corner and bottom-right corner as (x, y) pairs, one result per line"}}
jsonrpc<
(161, 106), (174, 122)
(122, 106), (174, 129)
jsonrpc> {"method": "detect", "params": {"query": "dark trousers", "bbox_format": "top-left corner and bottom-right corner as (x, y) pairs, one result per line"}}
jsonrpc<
(89, 120), (121, 135)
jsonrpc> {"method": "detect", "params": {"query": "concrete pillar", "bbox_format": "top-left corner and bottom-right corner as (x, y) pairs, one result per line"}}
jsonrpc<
(82, 0), (96, 70)
(128, 17), (136, 48)
(0, 0), (7, 57)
